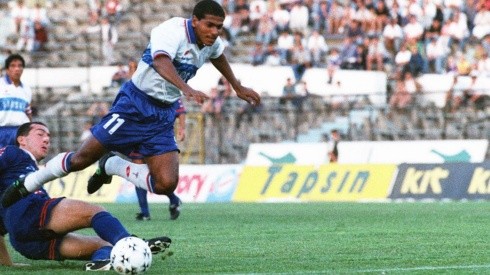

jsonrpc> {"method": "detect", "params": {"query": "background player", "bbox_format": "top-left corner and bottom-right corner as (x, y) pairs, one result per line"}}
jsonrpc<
(2, 0), (261, 207)
(0, 54), (32, 147)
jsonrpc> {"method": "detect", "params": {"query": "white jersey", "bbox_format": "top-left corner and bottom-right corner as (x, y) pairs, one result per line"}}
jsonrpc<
(131, 17), (225, 103)
(0, 75), (32, 127)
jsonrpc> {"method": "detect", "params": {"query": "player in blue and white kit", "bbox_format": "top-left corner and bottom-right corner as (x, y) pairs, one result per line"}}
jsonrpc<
(0, 122), (171, 270)
(2, 0), (261, 208)
(0, 54), (32, 147)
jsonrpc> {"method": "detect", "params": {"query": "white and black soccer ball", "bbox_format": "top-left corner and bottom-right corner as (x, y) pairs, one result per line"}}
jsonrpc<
(110, 236), (152, 274)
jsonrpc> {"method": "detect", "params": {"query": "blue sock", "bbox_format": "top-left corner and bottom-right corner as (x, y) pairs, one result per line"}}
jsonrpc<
(91, 246), (112, 261)
(91, 211), (130, 245)
(167, 193), (180, 205)
(136, 187), (150, 216)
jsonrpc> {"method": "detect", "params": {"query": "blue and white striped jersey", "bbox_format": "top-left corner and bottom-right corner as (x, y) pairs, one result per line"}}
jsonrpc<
(131, 17), (225, 103)
(0, 75), (31, 127)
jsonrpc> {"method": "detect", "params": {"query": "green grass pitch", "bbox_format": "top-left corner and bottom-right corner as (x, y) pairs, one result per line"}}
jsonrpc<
(2, 202), (490, 274)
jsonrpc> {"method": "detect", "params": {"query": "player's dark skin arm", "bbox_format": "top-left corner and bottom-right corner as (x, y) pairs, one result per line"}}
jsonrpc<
(210, 54), (261, 106)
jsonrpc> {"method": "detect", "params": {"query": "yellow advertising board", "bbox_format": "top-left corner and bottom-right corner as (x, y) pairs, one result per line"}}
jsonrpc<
(234, 164), (396, 202)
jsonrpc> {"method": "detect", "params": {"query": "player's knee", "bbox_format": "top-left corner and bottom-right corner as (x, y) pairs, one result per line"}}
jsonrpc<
(152, 177), (178, 195)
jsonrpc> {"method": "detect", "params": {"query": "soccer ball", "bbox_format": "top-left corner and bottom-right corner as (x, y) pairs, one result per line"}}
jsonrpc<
(110, 236), (152, 274)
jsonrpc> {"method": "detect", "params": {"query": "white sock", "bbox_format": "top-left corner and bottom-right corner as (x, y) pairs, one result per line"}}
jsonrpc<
(105, 156), (154, 192)
(24, 152), (73, 192)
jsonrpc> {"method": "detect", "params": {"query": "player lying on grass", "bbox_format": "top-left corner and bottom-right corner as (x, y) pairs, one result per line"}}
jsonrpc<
(0, 122), (171, 271)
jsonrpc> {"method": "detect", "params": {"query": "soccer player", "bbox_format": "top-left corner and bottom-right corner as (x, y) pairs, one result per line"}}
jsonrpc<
(0, 122), (171, 270)
(0, 54), (32, 147)
(135, 98), (186, 221)
(1, 0), (261, 208)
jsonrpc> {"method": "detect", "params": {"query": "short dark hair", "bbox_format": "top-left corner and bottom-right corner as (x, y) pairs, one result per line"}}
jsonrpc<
(5, 53), (25, 69)
(193, 0), (225, 20)
(16, 122), (47, 146)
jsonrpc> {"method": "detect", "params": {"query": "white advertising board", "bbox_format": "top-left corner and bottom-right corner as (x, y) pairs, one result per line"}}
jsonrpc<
(245, 142), (329, 165)
(338, 139), (489, 164)
(116, 164), (242, 203)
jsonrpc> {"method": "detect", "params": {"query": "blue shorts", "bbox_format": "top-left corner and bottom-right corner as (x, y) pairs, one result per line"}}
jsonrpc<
(5, 192), (65, 260)
(91, 81), (179, 158)
(0, 126), (19, 148)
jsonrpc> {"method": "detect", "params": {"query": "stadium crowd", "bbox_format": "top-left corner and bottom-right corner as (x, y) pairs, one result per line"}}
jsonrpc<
(218, 0), (490, 110)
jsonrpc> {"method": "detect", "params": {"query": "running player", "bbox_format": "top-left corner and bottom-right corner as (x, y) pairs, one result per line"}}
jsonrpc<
(2, 0), (261, 208)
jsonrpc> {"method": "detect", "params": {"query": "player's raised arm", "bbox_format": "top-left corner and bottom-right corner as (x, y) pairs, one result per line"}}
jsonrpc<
(210, 54), (261, 106)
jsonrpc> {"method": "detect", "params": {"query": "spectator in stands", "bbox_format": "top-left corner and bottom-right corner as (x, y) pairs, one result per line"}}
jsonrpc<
(290, 34), (311, 82)
(16, 20), (34, 52)
(447, 8), (470, 52)
(345, 19), (364, 44)
(103, 0), (122, 24)
(382, 17), (403, 54)
(352, 43), (367, 70)
(406, 45), (426, 77)
(289, 1), (309, 35)
(455, 51), (472, 76)
(339, 36), (358, 69)
(373, 0), (390, 33)
(10, 0), (29, 35)
(426, 36), (446, 74)
(306, 29), (329, 67)
(29, 2), (49, 27)
(87, 0), (102, 22)
(100, 16), (118, 65)
(328, 129), (341, 163)
(366, 35), (388, 71)
(32, 20), (48, 52)
(279, 77), (299, 108)
(250, 41), (266, 66)
(110, 63), (129, 87)
(234, 0), (251, 32)
(311, 0), (328, 34)
(255, 13), (277, 46)
(326, 48), (341, 84)
(264, 44), (281, 66)
(84, 15), (118, 65)
(272, 2), (290, 34)
(425, 18), (443, 42)
(327, 1), (346, 35)
(276, 30), (294, 65)
(248, 0), (267, 33)
(476, 51), (490, 75)
(403, 14), (424, 42)
(472, 3), (490, 40)
(223, 11), (243, 45)
(0, 54), (32, 147)
(353, 0), (375, 33)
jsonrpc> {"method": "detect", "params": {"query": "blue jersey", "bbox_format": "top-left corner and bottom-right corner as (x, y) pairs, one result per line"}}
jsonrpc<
(0, 145), (65, 260)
